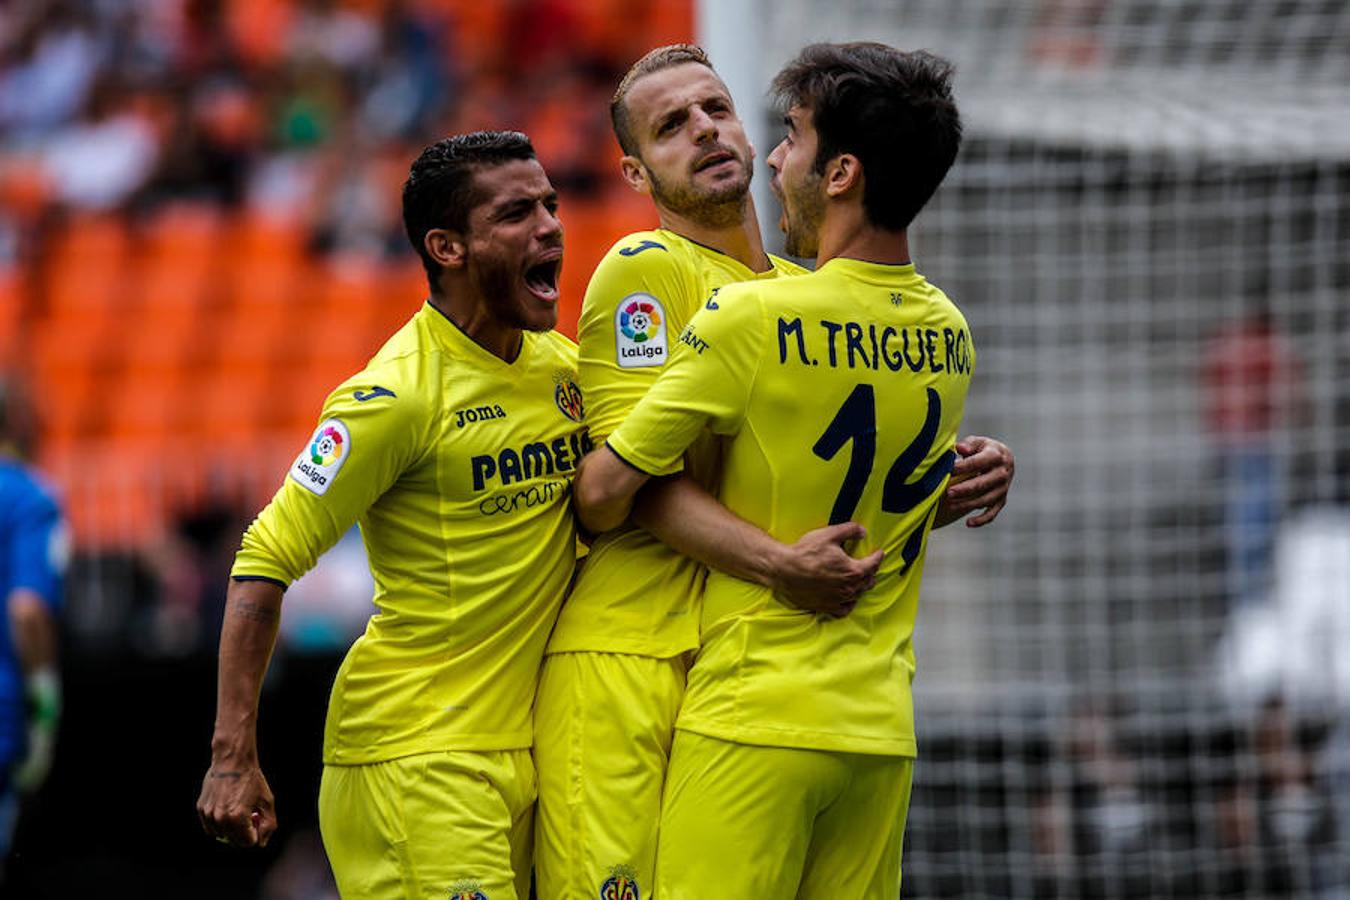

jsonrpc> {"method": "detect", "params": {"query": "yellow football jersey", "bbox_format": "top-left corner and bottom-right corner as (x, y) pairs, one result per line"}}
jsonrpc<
(547, 229), (807, 658)
(233, 302), (589, 764)
(608, 258), (974, 756)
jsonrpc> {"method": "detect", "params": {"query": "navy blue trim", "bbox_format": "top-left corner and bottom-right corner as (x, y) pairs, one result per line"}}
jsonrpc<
(605, 442), (660, 477)
(232, 575), (288, 592)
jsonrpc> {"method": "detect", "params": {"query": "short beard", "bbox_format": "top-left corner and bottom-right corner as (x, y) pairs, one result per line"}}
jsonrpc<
(470, 257), (552, 333)
(648, 166), (750, 230)
(782, 171), (826, 258)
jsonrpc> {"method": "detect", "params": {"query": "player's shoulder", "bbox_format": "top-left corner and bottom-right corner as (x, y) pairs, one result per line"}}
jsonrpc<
(592, 229), (696, 281)
(0, 460), (61, 519)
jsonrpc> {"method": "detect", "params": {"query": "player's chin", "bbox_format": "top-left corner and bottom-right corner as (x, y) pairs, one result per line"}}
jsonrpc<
(517, 291), (560, 332)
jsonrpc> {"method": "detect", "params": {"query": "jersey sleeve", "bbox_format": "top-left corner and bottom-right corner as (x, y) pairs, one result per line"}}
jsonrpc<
(577, 238), (698, 443)
(232, 374), (429, 587)
(5, 487), (65, 610)
(607, 284), (765, 476)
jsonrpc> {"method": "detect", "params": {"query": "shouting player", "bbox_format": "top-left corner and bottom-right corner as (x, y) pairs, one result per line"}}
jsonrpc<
(198, 132), (584, 900)
(536, 45), (1012, 899)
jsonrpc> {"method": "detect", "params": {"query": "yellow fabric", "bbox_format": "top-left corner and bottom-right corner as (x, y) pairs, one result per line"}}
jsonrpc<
(533, 651), (689, 900)
(232, 302), (589, 764)
(655, 731), (913, 900)
(318, 749), (535, 900)
(609, 258), (974, 756)
(548, 229), (807, 658)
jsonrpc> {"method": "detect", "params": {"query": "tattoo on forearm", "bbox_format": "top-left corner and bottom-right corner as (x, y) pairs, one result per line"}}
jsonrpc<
(233, 601), (279, 624)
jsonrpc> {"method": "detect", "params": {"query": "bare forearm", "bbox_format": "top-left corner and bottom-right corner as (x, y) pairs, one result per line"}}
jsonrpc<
(210, 579), (284, 763)
(633, 476), (780, 586)
(573, 445), (650, 535)
(8, 590), (58, 673)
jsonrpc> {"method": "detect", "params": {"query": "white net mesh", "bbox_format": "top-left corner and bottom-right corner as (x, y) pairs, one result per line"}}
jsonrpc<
(743, 2), (1350, 896)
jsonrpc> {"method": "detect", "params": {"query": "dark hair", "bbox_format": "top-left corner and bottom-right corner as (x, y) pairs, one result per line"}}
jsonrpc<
(401, 131), (537, 286)
(610, 44), (716, 157)
(771, 43), (961, 231)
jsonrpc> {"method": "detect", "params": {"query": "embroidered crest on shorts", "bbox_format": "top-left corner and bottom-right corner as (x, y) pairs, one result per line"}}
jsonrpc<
(615, 293), (667, 369)
(599, 864), (640, 900)
(447, 880), (488, 900)
(290, 419), (351, 496)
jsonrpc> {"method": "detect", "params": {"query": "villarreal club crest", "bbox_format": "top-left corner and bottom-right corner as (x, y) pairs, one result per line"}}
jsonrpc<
(553, 369), (584, 423)
(600, 865), (640, 900)
(446, 881), (487, 900)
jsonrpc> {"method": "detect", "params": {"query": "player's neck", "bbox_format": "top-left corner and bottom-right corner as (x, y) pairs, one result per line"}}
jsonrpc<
(815, 207), (911, 268)
(658, 203), (772, 274)
(429, 293), (523, 363)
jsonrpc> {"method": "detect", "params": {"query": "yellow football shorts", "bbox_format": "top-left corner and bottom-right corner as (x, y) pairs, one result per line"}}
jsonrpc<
(318, 748), (535, 900)
(534, 651), (689, 900)
(655, 730), (914, 900)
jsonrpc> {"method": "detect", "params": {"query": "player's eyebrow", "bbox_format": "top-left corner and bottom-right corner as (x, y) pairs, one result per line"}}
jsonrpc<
(487, 189), (558, 221)
(654, 108), (688, 135)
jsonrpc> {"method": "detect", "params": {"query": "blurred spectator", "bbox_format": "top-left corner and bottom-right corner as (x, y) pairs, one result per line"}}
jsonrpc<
(1033, 699), (1157, 898)
(1215, 696), (1339, 897)
(0, 1), (104, 143)
(1201, 311), (1300, 610)
(38, 74), (160, 211)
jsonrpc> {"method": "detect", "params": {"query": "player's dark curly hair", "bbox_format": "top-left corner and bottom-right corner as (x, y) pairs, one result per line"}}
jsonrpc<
(402, 131), (537, 288)
(771, 43), (962, 232)
(610, 44), (716, 158)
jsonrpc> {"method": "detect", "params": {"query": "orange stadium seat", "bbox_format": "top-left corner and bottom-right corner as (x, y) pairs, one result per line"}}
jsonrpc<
(0, 269), (22, 362)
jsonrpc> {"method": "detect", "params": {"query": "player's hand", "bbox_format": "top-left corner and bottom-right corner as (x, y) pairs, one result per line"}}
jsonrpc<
(197, 759), (277, 848)
(937, 436), (1014, 528)
(772, 522), (883, 618)
(13, 718), (55, 792)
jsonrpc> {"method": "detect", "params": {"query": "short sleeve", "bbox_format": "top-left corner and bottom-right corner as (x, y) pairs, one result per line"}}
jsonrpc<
(607, 283), (765, 476)
(577, 237), (699, 443)
(232, 373), (428, 586)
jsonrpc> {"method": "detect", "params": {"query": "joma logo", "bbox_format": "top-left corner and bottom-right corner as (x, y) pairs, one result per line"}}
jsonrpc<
(455, 404), (507, 428)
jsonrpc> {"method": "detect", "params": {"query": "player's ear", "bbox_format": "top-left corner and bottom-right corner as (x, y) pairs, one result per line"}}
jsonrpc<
(620, 156), (652, 197)
(424, 228), (468, 270)
(825, 153), (862, 199)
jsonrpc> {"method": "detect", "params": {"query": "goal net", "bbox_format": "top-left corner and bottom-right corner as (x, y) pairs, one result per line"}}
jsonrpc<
(714, 1), (1350, 896)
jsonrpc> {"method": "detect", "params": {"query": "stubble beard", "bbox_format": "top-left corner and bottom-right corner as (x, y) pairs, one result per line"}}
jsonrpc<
(782, 172), (826, 259)
(471, 255), (554, 333)
(648, 164), (751, 230)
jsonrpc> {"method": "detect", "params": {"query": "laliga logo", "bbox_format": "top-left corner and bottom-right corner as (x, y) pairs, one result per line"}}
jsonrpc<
(310, 425), (344, 466)
(619, 298), (661, 342)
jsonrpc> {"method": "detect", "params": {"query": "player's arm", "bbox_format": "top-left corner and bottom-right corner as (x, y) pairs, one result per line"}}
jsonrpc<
(572, 238), (698, 535)
(582, 284), (760, 527)
(7, 493), (65, 793)
(573, 444), (652, 534)
(934, 435), (1015, 528)
(197, 378), (425, 847)
(197, 577), (281, 847)
(632, 477), (880, 617)
(8, 590), (60, 792)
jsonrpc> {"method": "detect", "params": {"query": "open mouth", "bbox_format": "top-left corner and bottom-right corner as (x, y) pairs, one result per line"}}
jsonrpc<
(694, 150), (736, 173)
(524, 255), (562, 303)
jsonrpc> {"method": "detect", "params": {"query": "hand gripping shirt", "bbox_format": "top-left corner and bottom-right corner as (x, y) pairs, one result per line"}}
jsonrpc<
(232, 302), (590, 765)
(608, 258), (974, 756)
(546, 229), (807, 658)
